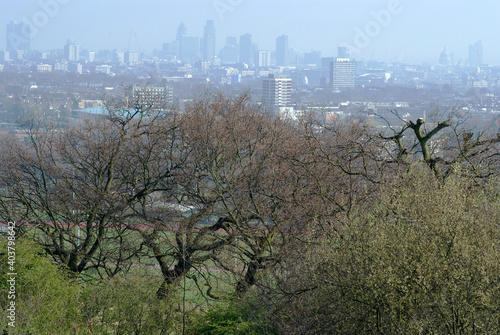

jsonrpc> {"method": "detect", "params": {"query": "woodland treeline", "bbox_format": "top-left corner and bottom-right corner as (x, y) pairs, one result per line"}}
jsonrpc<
(0, 92), (499, 334)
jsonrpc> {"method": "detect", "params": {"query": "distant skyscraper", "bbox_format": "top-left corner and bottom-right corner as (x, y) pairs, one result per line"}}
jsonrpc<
(256, 50), (271, 67)
(162, 42), (178, 59)
(173, 22), (187, 59)
(262, 74), (292, 108)
(6, 21), (30, 52)
(321, 57), (335, 69)
(176, 22), (187, 42)
(304, 50), (321, 66)
(469, 40), (483, 67)
(338, 46), (349, 58)
(330, 58), (355, 90)
(276, 35), (289, 66)
(202, 20), (215, 61)
(64, 40), (79, 62)
(180, 36), (200, 63)
(239, 33), (253, 65)
(221, 37), (238, 63)
(288, 49), (299, 66)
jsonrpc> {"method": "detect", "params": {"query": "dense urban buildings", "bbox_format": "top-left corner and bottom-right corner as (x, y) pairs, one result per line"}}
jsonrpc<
(0, 19), (499, 133)
(1, 4), (499, 334)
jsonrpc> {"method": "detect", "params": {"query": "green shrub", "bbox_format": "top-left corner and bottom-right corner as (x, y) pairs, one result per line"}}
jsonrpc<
(0, 237), (82, 334)
(189, 298), (278, 335)
(261, 172), (500, 334)
(80, 273), (177, 335)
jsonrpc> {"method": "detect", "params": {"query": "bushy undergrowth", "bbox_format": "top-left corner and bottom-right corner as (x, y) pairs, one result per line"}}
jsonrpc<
(255, 172), (500, 334)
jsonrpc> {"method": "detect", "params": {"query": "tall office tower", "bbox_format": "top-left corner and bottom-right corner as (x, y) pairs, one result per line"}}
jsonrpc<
(321, 57), (335, 69)
(276, 35), (289, 66)
(239, 33), (253, 65)
(304, 50), (322, 66)
(202, 20), (215, 61)
(64, 40), (80, 61)
(221, 37), (238, 63)
(288, 48), (300, 66)
(469, 40), (483, 67)
(6, 21), (30, 52)
(174, 22), (187, 59)
(262, 74), (292, 108)
(180, 36), (200, 63)
(330, 58), (355, 90)
(338, 46), (349, 58)
(162, 42), (178, 58)
(256, 50), (271, 67)
(176, 22), (187, 42)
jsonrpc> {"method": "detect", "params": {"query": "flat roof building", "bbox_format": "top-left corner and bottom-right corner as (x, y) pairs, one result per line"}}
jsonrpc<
(276, 35), (289, 67)
(132, 85), (174, 111)
(262, 74), (292, 109)
(330, 58), (355, 91)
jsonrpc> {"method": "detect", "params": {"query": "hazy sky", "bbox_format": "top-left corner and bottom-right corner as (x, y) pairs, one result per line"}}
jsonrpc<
(1, 0), (498, 64)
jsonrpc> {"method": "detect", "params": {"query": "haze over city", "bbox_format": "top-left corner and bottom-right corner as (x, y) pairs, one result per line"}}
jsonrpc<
(1, 0), (499, 64)
(1, 1), (500, 334)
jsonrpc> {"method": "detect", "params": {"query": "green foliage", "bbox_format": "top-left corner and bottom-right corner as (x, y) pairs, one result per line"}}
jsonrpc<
(264, 171), (500, 334)
(0, 237), (81, 335)
(0, 238), (179, 334)
(189, 298), (279, 335)
(0, 94), (498, 334)
(80, 273), (177, 334)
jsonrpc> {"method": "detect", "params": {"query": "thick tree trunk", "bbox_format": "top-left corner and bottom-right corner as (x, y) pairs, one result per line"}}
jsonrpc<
(235, 261), (260, 297)
(156, 260), (191, 299)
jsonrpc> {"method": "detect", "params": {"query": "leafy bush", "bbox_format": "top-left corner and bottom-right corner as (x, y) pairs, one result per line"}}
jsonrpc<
(0, 237), (81, 334)
(189, 298), (278, 335)
(261, 171), (500, 334)
(80, 273), (177, 335)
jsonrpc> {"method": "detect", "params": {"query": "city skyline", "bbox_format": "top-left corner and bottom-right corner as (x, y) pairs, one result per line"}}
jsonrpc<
(0, 0), (499, 65)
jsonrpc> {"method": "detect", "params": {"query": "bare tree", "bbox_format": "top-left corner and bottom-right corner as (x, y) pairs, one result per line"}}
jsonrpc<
(377, 108), (500, 180)
(128, 93), (303, 298)
(0, 98), (172, 277)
